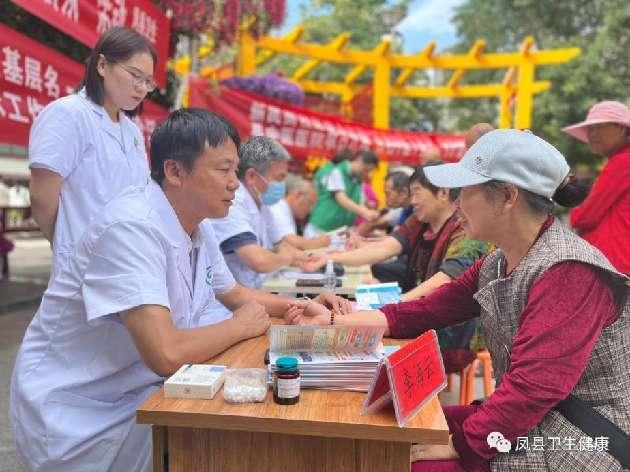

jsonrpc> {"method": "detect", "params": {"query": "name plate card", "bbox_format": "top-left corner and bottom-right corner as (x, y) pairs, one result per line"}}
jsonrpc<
(361, 330), (447, 427)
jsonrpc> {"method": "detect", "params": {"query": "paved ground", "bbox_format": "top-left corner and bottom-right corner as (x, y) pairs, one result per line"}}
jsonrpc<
(0, 279), (46, 315)
(0, 305), (33, 472)
(2, 233), (52, 285)
(0, 234), (488, 470)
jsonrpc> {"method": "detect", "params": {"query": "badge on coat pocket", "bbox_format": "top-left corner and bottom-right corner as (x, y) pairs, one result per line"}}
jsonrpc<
(205, 265), (213, 286)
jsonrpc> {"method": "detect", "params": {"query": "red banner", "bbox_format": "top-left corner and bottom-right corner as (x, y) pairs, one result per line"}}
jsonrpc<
(188, 77), (465, 164)
(133, 98), (168, 149)
(0, 23), (168, 150)
(11, 0), (170, 89)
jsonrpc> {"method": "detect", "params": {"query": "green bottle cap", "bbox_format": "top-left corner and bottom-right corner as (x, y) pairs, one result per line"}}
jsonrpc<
(276, 356), (298, 371)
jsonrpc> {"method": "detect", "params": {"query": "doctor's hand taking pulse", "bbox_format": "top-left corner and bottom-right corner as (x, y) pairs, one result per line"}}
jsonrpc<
(285, 302), (331, 326)
(275, 240), (309, 266)
(313, 290), (353, 315)
(287, 291), (353, 321)
(285, 291), (354, 324)
(296, 253), (330, 272)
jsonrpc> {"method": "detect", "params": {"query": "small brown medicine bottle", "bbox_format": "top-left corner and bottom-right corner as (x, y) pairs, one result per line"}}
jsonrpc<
(273, 356), (300, 405)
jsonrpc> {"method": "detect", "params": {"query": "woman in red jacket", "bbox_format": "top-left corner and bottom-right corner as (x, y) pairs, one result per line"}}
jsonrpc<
(563, 100), (630, 274)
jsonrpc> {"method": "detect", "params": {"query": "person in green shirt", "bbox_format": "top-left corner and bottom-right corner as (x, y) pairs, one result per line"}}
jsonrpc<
(305, 150), (380, 236)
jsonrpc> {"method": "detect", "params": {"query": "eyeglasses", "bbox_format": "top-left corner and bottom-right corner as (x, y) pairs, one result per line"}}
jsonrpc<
(116, 63), (157, 92)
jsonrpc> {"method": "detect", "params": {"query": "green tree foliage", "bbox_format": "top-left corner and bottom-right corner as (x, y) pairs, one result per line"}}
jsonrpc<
(264, 0), (406, 80)
(449, 0), (630, 166)
(261, 0), (438, 129)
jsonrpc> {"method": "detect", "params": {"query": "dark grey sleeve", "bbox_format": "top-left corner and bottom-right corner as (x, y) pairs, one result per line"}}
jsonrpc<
(440, 259), (470, 279)
(390, 231), (410, 256)
(219, 232), (257, 254)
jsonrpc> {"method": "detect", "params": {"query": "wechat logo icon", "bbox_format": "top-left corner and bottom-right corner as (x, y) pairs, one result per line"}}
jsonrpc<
(487, 431), (512, 453)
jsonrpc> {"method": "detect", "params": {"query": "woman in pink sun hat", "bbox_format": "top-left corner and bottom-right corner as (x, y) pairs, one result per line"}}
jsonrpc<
(563, 100), (630, 274)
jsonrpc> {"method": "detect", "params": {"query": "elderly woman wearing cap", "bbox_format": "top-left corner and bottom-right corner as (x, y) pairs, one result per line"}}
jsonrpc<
(563, 100), (630, 275)
(286, 129), (630, 472)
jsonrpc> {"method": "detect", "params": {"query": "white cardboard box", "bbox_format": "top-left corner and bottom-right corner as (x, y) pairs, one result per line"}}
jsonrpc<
(164, 364), (226, 399)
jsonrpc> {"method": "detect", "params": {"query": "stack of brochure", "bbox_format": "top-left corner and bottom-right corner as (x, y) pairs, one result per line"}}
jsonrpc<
(268, 325), (395, 391)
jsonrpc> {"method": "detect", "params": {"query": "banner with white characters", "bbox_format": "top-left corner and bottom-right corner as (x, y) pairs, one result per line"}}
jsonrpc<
(11, 0), (170, 88)
(0, 23), (168, 151)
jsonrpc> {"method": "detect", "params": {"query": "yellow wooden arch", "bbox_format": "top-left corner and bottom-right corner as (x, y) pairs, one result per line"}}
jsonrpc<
(229, 19), (580, 130)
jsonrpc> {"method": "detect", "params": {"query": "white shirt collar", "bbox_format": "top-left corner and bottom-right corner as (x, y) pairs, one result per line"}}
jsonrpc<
(146, 181), (204, 250)
(241, 183), (262, 214)
(78, 87), (134, 152)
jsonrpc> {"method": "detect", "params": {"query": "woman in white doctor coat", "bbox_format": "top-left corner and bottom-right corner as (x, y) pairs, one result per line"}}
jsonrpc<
(28, 26), (156, 271)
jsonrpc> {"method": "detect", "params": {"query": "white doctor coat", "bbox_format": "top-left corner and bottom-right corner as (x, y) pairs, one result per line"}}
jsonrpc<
(268, 198), (297, 243)
(211, 184), (276, 289)
(10, 181), (235, 471)
(28, 89), (150, 271)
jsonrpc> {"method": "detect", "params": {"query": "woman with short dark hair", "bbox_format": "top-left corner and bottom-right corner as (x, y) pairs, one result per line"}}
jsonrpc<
(29, 27), (157, 273)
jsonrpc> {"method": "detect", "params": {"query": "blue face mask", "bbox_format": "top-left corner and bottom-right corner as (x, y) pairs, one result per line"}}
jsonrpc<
(255, 171), (286, 205)
(260, 179), (286, 205)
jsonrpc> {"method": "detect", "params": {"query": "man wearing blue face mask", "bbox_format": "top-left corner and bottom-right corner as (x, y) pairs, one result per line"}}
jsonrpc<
(211, 136), (307, 289)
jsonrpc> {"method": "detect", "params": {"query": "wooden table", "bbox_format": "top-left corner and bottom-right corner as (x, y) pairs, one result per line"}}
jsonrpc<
(137, 334), (449, 472)
(262, 264), (373, 297)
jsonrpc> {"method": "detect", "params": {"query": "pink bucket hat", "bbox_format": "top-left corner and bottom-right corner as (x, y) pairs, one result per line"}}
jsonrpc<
(563, 100), (630, 142)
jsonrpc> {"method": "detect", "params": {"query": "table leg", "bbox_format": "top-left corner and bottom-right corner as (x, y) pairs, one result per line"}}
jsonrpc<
(152, 425), (167, 472)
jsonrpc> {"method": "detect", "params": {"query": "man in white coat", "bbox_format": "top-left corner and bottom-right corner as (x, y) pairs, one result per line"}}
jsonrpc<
(211, 136), (307, 289)
(10, 109), (348, 471)
(268, 177), (332, 250)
